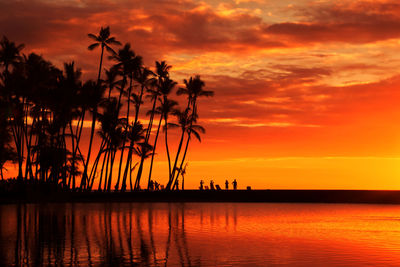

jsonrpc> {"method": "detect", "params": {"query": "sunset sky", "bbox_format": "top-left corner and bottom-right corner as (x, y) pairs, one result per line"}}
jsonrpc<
(1, 0), (399, 189)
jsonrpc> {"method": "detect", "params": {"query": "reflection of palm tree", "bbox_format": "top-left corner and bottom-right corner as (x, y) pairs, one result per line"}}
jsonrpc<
(83, 26), (121, 189)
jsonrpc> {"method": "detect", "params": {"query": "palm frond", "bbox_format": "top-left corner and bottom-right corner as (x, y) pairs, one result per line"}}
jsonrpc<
(87, 33), (99, 41)
(88, 43), (100, 51)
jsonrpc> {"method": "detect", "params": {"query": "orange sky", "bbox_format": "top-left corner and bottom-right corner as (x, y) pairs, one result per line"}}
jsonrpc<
(1, 0), (399, 189)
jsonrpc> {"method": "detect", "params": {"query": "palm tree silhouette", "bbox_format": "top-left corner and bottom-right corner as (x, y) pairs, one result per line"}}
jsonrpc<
(0, 37), (25, 179)
(0, 36), (24, 75)
(132, 67), (156, 189)
(110, 43), (143, 191)
(167, 76), (213, 190)
(83, 26), (121, 190)
(0, 34), (213, 195)
(120, 121), (145, 192)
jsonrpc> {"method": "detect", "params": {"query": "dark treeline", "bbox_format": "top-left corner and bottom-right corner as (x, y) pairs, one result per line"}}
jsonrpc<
(0, 26), (213, 192)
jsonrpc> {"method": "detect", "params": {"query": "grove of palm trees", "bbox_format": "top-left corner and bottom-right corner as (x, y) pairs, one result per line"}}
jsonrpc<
(0, 26), (214, 193)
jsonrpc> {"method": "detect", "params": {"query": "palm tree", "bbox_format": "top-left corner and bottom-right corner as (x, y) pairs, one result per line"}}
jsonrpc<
(104, 67), (121, 99)
(0, 37), (24, 179)
(133, 142), (154, 190)
(80, 80), (106, 189)
(0, 99), (17, 179)
(132, 67), (156, 188)
(158, 78), (177, 180)
(147, 98), (178, 189)
(88, 26), (121, 82)
(167, 76), (213, 190)
(96, 98), (124, 191)
(0, 36), (24, 76)
(110, 43), (143, 191)
(83, 26), (121, 189)
(120, 121), (146, 192)
(173, 115), (205, 190)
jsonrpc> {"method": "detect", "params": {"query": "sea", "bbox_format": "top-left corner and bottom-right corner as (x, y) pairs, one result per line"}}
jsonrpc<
(1, 202), (400, 266)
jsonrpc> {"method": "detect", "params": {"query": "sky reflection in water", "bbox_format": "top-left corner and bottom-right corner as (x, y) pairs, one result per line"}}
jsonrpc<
(1, 203), (400, 266)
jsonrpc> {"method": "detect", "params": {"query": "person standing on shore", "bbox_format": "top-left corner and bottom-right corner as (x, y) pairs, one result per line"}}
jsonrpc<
(210, 180), (215, 190)
(232, 179), (237, 190)
(225, 180), (229, 190)
(200, 180), (204, 190)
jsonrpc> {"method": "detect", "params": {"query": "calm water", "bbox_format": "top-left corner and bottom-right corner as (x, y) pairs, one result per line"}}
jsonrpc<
(1, 203), (400, 266)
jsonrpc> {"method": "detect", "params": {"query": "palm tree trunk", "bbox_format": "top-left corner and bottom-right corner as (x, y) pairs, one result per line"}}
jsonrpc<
(98, 148), (108, 191)
(107, 148), (116, 192)
(133, 84), (148, 189)
(173, 134), (190, 190)
(172, 102), (196, 190)
(68, 123), (76, 189)
(115, 76), (131, 191)
(147, 115), (162, 189)
(120, 139), (134, 192)
(166, 127), (185, 190)
(102, 147), (112, 191)
(81, 45), (104, 189)
(164, 114), (172, 180)
(88, 141), (106, 190)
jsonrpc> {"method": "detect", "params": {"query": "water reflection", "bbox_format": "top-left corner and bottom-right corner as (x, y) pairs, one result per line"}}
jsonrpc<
(0, 203), (215, 266)
(2, 203), (400, 266)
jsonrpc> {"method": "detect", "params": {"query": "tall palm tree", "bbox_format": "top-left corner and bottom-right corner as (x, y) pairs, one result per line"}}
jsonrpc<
(158, 78), (177, 180)
(173, 114), (205, 190)
(167, 76), (213, 190)
(96, 98), (124, 191)
(83, 26), (121, 189)
(88, 26), (121, 82)
(147, 98), (178, 189)
(132, 67), (156, 188)
(110, 43), (143, 191)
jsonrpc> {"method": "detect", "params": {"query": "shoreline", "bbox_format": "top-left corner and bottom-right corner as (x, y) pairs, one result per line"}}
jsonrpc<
(2, 190), (400, 204)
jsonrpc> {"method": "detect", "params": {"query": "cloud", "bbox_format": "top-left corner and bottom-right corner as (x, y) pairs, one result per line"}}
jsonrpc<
(265, 1), (400, 45)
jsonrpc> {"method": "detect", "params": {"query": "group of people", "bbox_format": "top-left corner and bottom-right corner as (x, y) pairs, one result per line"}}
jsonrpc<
(148, 180), (161, 191)
(200, 179), (237, 190)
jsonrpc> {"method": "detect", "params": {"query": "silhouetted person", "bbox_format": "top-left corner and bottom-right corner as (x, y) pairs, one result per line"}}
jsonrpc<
(149, 180), (154, 191)
(232, 179), (237, 190)
(200, 180), (204, 190)
(225, 180), (229, 190)
(155, 181), (160, 191)
(210, 180), (215, 190)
